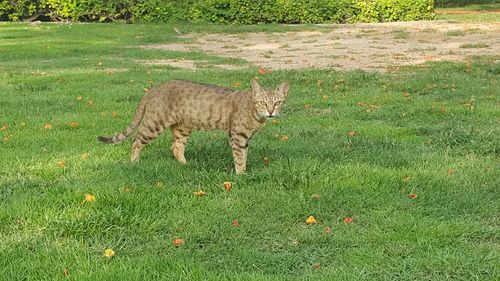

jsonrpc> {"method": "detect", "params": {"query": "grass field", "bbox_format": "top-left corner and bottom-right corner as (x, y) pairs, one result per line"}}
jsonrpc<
(0, 20), (499, 280)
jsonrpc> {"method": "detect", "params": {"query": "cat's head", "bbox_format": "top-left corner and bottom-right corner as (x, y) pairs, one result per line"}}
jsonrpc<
(250, 78), (290, 119)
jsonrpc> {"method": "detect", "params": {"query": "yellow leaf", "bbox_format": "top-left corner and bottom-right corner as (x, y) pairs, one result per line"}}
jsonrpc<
(81, 152), (89, 160)
(306, 216), (318, 225)
(44, 123), (52, 129)
(70, 121), (78, 128)
(103, 248), (115, 258)
(84, 194), (96, 202)
(193, 190), (207, 197)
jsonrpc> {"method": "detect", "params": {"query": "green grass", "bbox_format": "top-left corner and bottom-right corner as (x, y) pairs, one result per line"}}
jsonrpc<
(1, 22), (499, 280)
(436, 3), (500, 22)
(460, 43), (490, 48)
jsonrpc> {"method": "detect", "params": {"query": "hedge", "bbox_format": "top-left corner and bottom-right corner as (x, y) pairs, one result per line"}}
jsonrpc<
(0, 0), (435, 24)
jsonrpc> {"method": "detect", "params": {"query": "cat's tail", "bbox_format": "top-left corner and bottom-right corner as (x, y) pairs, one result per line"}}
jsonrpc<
(98, 95), (148, 144)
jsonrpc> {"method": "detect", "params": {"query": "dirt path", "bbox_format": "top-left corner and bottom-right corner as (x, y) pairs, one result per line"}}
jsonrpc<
(141, 21), (500, 71)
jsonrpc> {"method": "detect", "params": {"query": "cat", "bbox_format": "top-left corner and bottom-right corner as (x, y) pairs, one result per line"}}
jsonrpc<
(98, 78), (290, 175)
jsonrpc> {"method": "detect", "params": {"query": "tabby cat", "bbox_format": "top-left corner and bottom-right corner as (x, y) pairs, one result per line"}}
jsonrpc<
(98, 78), (290, 175)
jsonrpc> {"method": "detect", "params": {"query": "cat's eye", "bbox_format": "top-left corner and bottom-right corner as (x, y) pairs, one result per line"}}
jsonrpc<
(274, 101), (282, 106)
(259, 101), (267, 106)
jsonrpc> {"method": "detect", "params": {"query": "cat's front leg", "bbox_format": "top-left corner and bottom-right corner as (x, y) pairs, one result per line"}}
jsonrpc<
(230, 132), (250, 175)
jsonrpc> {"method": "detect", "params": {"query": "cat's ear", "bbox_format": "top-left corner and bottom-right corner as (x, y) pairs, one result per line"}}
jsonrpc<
(277, 80), (290, 97)
(250, 78), (264, 94)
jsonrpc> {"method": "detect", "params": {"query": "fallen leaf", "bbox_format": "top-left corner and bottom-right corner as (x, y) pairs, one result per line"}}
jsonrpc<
(156, 181), (164, 187)
(440, 108), (448, 113)
(408, 193), (417, 199)
(58, 160), (65, 168)
(343, 217), (353, 224)
(280, 135), (289, 141)
(103, 248), (115, 258)
(366, 109), (373, 113)
(70, 121), (79, 128)
(233, 81), (241, 87)
(87, 100), (95, 107)
(322, 95), (329, 101)
(172, 238), (184, 247)
(193, 190), (207, 197)
(357, 101), (367, 106)
(313, 263), (321, 270)
(258, 68), (270, 74)
(347, 131), (357, 137)
(232, 219), (240, 227)
(311, 194), (320, 200)
(107, 70), (113, 75)
(402, 176), (411, 183)
(84, 194), (96, 202)
(447, 168), (456, 175)
(44, 123), (52, 129)
(263, 157), (270, 166)
(81, 152), (89, 160)
(304, 104), (312, 109)
(426, 139), (433, 145)
(306, 216), (318, 225)
(20, 122), (26, 128)
(223, 182), (232, 192)
(323, 227), (332, 233)
(15, 218), (22, 225)
(112, 112), (118, 118)
(403, 92), (411, 98)
(0, 123), (8, 131)
(76, 96), (82, 101)
(63, 268), (69, 277)
(370, 104), (382, 109)
(122, 186), (132, 192)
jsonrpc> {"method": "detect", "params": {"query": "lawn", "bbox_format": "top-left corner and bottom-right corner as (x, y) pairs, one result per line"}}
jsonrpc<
(0, 21), (499, 280)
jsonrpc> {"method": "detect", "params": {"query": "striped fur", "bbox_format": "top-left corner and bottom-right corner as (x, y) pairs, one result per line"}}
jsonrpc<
(98, 78), (290, 175)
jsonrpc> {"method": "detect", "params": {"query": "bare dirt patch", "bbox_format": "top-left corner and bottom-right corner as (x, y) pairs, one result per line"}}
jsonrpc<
(141, 21), (500, 71)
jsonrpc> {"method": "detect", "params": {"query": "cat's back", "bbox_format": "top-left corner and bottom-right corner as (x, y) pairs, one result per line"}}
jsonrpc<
(153, 80), (234, 98)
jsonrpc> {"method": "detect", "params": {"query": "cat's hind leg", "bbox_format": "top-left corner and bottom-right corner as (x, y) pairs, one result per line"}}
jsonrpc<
(131, 118), (169, 162)
(171, 125), (191, 164)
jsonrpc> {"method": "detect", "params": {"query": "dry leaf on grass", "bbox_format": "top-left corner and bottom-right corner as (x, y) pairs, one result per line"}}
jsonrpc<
(306, 216), (318, 225)
(172, 238), (184, 247)
(343, 217), (353, 224)
(193, 190), (207, 197)
(232, 220), (241, 228)
(84, 194), (96, 202)
(103, 248), (115, 258)
(223, 182), (232, 192)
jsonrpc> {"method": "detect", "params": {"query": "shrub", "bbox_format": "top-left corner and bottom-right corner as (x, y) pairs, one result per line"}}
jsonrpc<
(0, 0), (436, 24)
